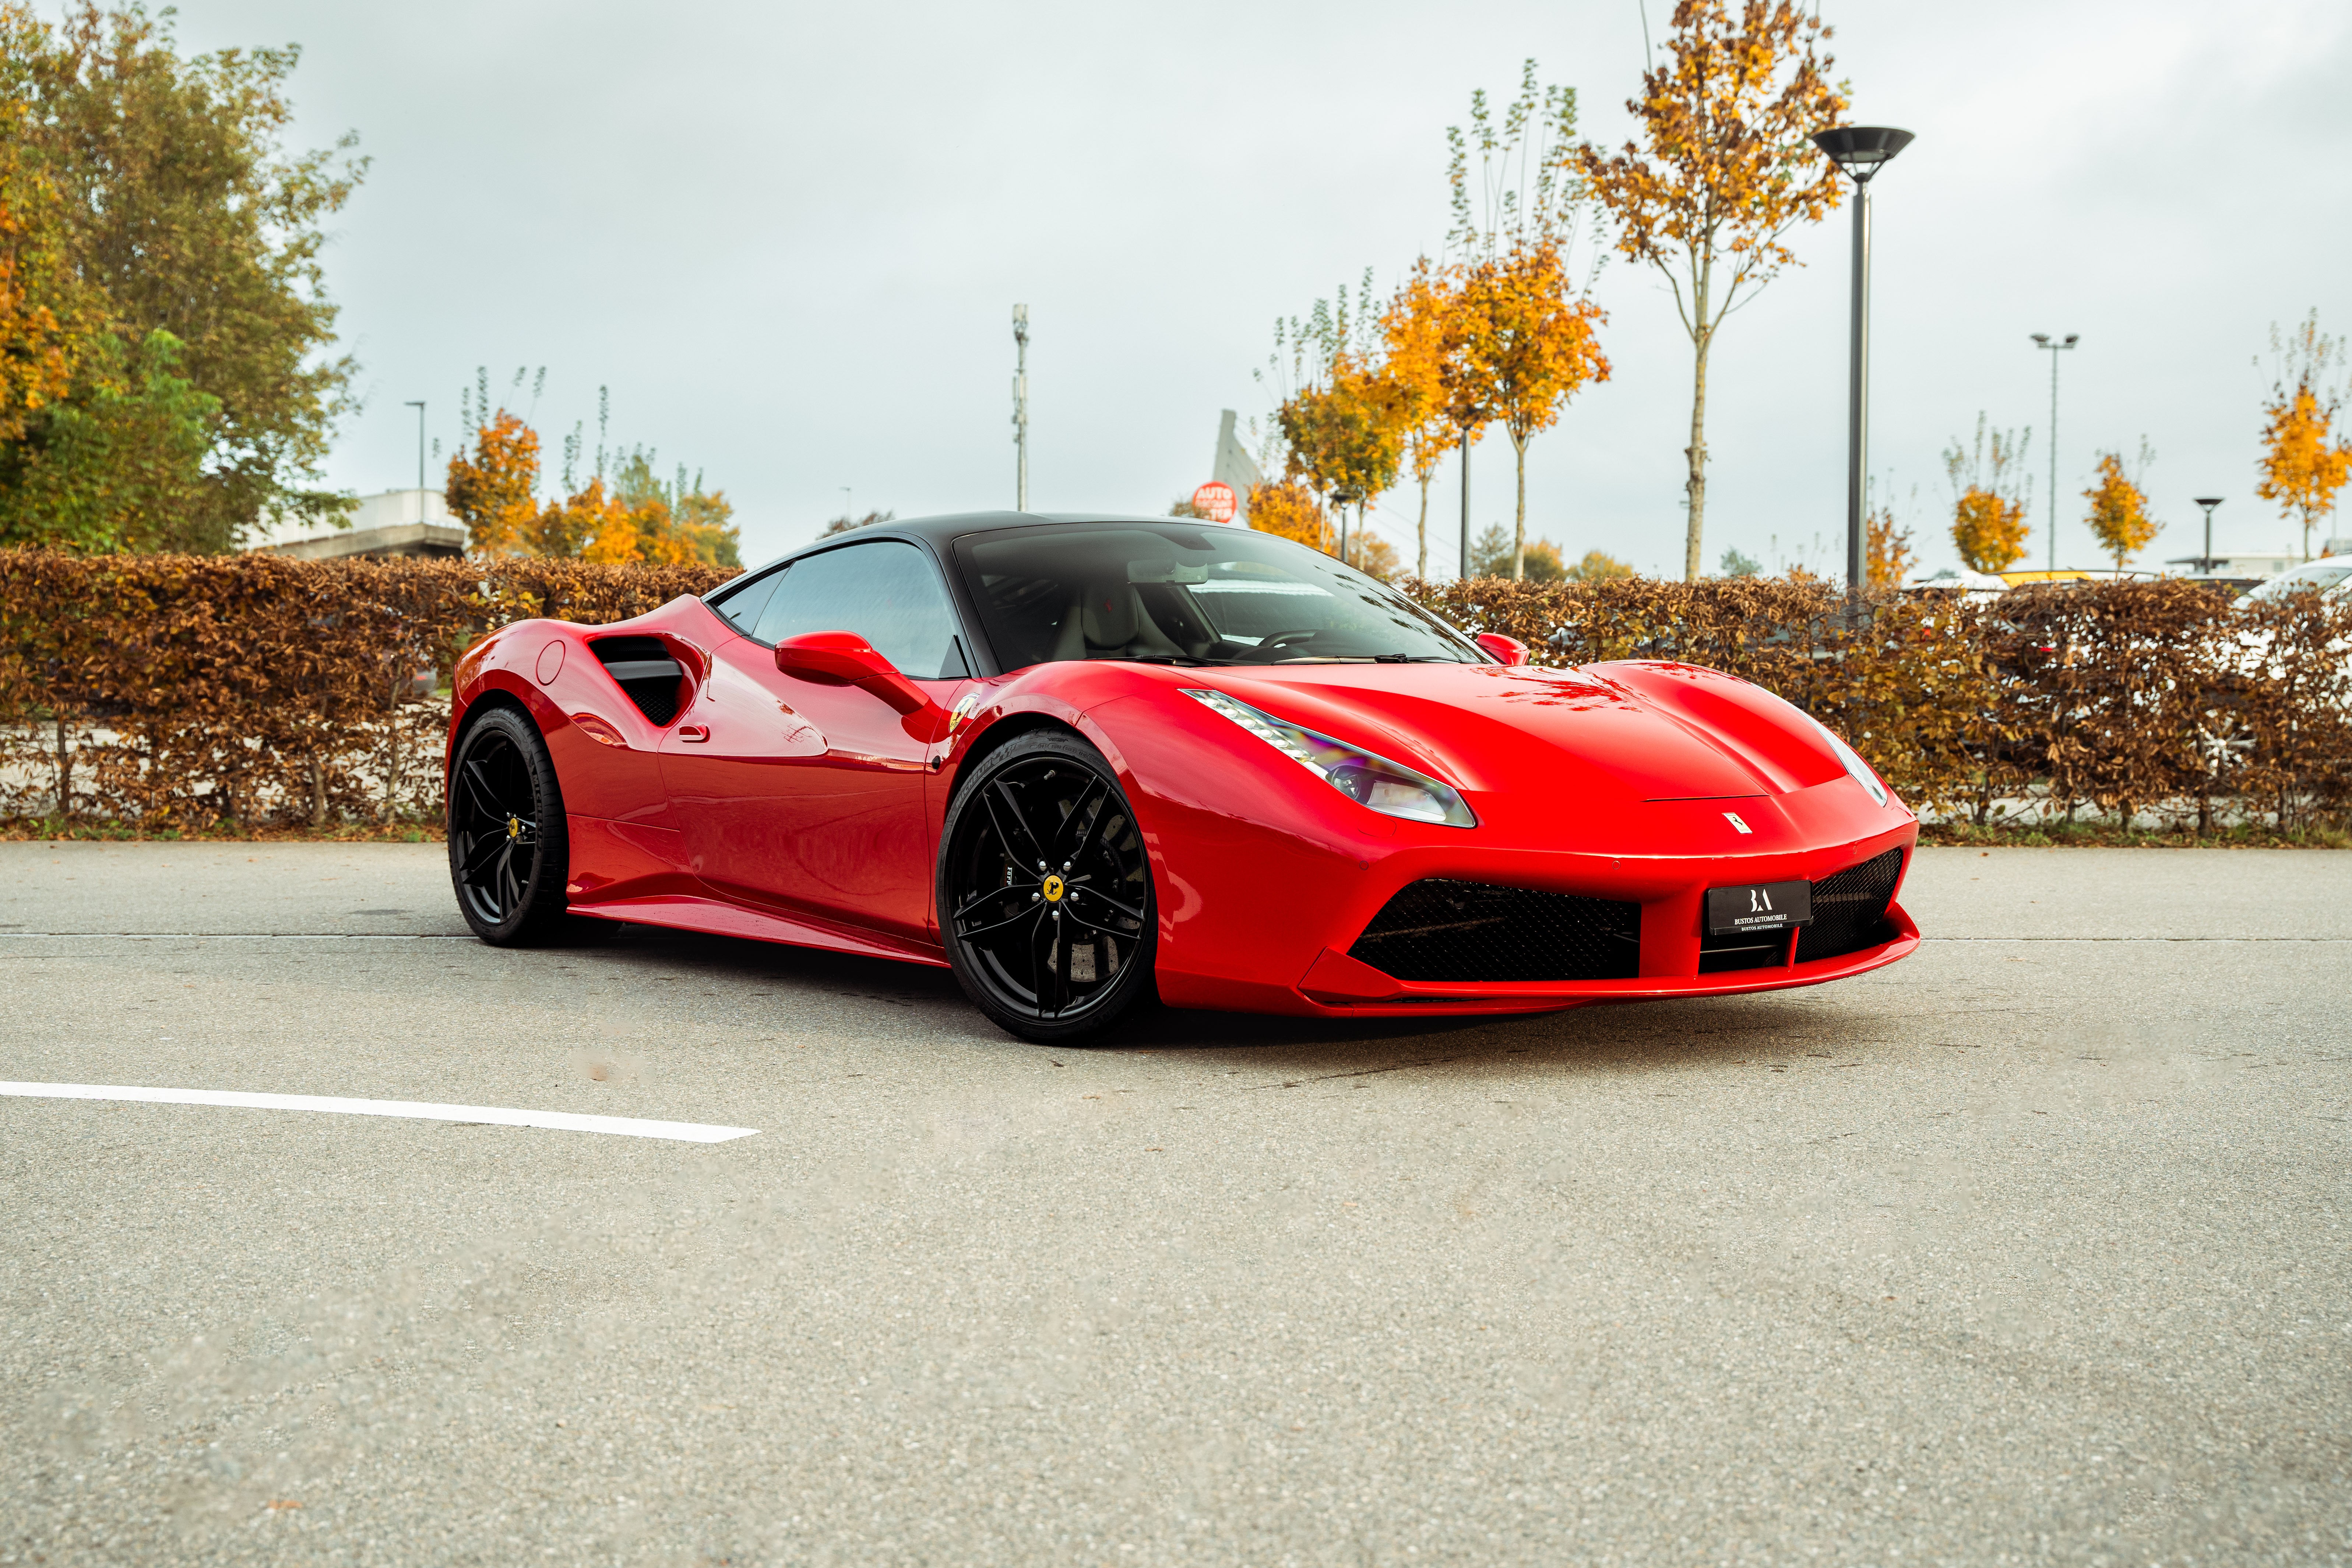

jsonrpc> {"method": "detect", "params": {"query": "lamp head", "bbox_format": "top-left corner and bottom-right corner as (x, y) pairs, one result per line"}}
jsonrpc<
(1810, 126), (1915, 183)
(2194, 496), (2224, 509)
(2030, 334), (2050, 346)
(2064, 334), (2080, 346)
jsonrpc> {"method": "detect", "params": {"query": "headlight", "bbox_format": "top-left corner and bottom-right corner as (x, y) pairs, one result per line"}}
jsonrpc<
(1807, 716), (1889, 808)
(1181, 688), (1477, 828)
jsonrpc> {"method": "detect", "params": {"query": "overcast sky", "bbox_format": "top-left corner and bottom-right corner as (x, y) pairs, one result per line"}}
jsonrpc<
(165, 0), (2352, 576)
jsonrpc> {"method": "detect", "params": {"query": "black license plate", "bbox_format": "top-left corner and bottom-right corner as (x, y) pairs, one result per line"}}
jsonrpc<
(1705, 880), (1811, 936)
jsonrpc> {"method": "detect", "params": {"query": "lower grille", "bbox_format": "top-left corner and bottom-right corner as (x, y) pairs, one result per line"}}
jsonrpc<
(1794, 848), (1905, 964)
(1348, 880), (1640, 983)
(1699, 930), (1789, 974)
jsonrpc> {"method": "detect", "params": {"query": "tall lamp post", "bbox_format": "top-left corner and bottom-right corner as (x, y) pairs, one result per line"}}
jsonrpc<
(2193, 496), (2224, 574)
(2029, 333), (2079, 571)
(1458, 427), (1472, 581)
(1811, 126), (1915, 599)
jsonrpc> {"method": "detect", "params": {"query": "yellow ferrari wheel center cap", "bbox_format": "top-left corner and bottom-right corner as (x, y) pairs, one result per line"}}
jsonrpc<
(507, 815), (521, 839)
(1041, 874), (1065, 902)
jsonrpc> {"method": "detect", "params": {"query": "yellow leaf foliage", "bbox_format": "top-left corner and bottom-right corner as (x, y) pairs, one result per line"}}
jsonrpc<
(0, 98), (96, 445)
(443, 412), (541, 556)
(2083, 452), (2159, 571)
(1951, 488), (2028, 574)
(1460, 242), (1609, 451)
(1380, 261), (1472, 486)
(2256, 385), (2350, 560)
(1944, 415), (2033, 575)
(443, 413), (740, 569)
(1573, 1), (1848, 286)
(1866, 507), (1917, 592)
(1277, 356), (1413, 515)
(1245, 479), (1327, 553)
(1453, 240), (1609, 578)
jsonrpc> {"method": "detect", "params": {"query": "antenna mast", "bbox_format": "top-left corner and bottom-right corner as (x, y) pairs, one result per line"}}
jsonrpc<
(1011, 304), (1030, 511)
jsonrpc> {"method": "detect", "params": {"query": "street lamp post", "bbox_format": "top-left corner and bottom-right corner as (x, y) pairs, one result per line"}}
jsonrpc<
(2029, 333), (2079, 572)
(1811, 126), (1915, 600)
(2194, 496), (2224, 574)
(1458, 428), (1471, 581)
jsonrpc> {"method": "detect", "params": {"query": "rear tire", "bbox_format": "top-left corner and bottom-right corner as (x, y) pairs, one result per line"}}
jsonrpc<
(448, 705), (580, 946)
(939, 730), (1158, 1043)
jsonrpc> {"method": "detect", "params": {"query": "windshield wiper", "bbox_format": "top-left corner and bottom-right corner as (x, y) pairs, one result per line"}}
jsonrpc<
(1372, 653), (1459, 663)
(1105, 653), (1222, 666)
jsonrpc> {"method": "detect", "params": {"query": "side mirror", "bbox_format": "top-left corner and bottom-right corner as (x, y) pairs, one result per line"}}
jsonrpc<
(774, 631), (952, 741)
(1475, 632), (1531, 666)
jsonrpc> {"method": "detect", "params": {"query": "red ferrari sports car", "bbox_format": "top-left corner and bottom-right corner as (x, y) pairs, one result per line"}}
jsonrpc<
(445, 514), (1918, 1041)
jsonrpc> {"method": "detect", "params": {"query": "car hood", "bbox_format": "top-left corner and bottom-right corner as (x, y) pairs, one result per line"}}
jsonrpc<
(1194, 660), (1852, 807)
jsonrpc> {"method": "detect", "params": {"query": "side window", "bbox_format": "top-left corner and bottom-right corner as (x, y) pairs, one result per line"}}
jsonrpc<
(751, 540), (971, 679)
(711, 568), (783, 635)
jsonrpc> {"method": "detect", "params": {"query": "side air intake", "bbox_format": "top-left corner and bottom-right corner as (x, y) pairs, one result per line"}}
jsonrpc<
(1348, 879), (1640, 983)
(591, 636), (685, 727)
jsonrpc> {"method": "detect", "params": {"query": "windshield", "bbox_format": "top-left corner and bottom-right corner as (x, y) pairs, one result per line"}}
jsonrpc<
(951, 523), (1484, 668)
(2239, 561), (2352, 604)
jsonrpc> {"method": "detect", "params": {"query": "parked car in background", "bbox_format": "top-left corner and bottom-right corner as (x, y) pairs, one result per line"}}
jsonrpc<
(2234, 558), (2352, 608)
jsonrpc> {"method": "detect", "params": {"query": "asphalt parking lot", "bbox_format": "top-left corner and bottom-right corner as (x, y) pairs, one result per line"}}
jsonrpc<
(2, 842), (2347, 1567)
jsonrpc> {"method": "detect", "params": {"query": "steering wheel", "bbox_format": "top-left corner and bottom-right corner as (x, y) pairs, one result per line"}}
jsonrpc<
(1260, 630), (1320, 651)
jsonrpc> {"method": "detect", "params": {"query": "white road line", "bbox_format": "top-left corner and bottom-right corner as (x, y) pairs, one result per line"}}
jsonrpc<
(0, 1082), (759, 1143)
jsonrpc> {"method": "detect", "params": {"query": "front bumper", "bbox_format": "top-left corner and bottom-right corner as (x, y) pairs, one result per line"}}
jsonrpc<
(1144, 786), (1919, 1019)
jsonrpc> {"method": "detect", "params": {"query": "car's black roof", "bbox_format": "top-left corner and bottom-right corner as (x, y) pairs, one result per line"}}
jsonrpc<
(716, 512), (1228, 591)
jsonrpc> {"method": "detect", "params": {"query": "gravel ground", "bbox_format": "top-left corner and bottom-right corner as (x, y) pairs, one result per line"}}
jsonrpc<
(1, 842), (2346, 1567)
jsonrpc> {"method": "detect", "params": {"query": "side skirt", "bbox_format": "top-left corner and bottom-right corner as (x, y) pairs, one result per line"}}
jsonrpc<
(570, 893), (951, 969)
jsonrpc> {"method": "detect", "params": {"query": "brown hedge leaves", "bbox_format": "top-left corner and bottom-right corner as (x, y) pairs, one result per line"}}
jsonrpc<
(3, 555), (2346, 833)
(1404, 575), (2352, 830)
(1, 550), (729, 825)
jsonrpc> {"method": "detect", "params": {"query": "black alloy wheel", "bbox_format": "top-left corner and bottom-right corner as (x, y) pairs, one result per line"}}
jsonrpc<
(447, 705), (590, 945)
(939, 730), (1156, 1043)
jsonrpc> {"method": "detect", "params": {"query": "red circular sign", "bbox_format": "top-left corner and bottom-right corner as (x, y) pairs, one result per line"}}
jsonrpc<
(1191, 481), (1237, 524)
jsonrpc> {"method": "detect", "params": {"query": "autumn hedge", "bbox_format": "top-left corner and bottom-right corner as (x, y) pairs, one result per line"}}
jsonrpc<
(0, 552), (729, 826)
(1, 552), (2347, 831)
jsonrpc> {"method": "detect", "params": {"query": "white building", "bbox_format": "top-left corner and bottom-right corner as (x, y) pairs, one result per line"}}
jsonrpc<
(2160, 551), (2305, 580)
(246, 489), (467, 560)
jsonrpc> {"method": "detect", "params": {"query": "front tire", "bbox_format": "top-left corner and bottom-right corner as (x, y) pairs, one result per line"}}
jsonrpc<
(939, 730), (1157, 1043)
(448, 704), (578, 945)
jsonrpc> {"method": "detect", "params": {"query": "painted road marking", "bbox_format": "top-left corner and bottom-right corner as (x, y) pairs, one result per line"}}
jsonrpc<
(0, 1082), (758, 1143)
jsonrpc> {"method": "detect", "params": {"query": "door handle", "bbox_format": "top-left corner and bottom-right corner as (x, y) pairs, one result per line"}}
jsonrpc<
(675, 724), (710, 743)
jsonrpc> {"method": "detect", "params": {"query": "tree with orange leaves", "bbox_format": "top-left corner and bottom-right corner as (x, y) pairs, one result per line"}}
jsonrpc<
(2083, 443), (2159, 571)
(1457, 241), (1609, 579)
(2255, 312), (2352, 561)
(1379, 260), (1466, 580)
(1261, 273), (1412, 562)
(1441, 61), (1601, 581)
(444, 384), (738, 567)
(443, 410), (541, 554)
(1944, 415), (2032, 574)
(1864, 504), (1916, 593)
(1278, 360), (1407, 539)
(1575, 0), (1848, 580)
(1244, 478), (1328, 553)
(0, 106), (89, 448)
